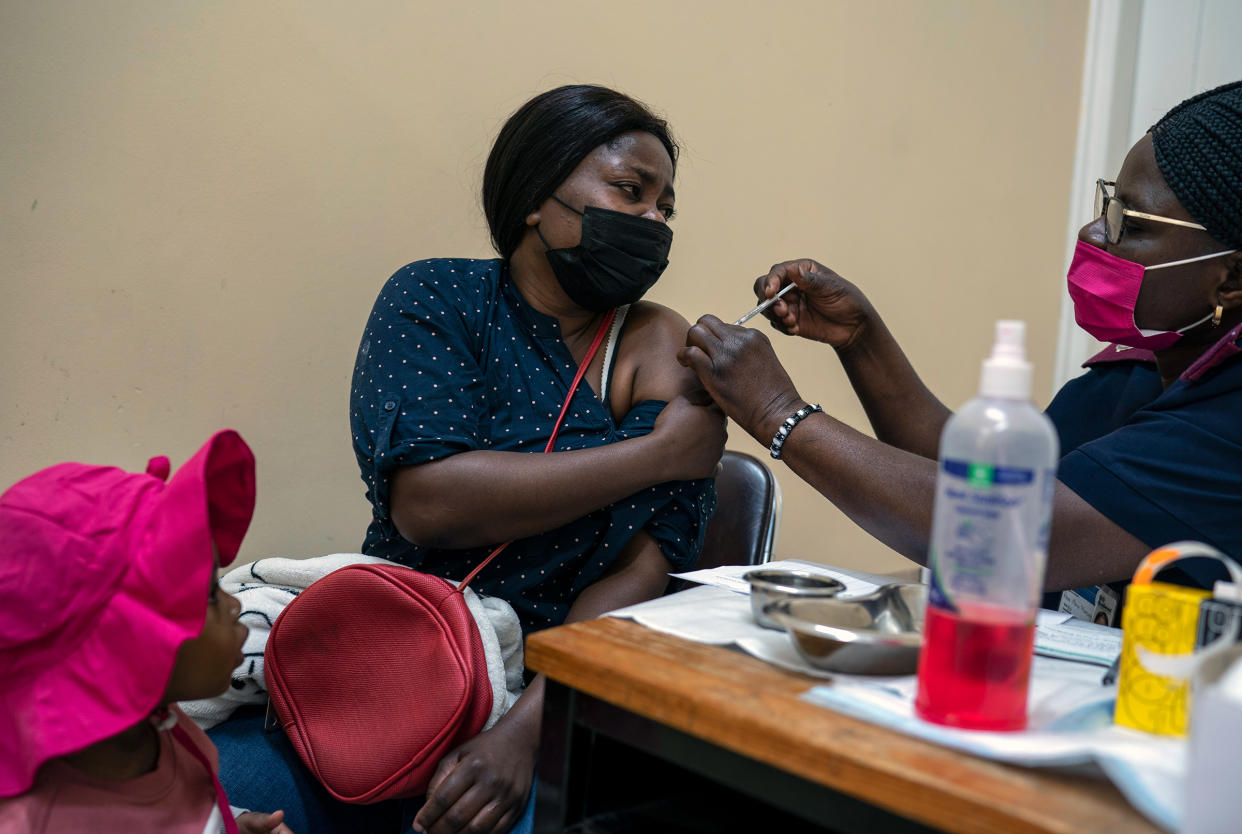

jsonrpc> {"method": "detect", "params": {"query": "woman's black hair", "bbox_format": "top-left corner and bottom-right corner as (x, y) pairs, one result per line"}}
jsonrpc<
(482, 85), (678, 259)
(1150, 80), (1242, 249)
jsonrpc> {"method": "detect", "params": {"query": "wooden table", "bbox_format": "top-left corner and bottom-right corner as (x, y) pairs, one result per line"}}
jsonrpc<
(527, 616), (1159, 834)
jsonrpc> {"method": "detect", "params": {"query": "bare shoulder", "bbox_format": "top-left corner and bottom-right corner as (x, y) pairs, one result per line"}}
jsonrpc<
(612, 301), (699, 410)
(624, 300), (692, 346)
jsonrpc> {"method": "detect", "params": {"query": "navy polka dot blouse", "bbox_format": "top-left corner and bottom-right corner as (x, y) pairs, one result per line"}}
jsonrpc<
(350, 258), (716, 633)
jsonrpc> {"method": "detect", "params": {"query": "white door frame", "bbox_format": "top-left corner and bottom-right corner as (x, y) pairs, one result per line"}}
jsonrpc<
(1052, 0), (1242, 395)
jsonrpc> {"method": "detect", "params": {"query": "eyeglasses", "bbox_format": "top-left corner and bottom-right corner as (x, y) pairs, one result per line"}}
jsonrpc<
(1095, 179), (1206, 244)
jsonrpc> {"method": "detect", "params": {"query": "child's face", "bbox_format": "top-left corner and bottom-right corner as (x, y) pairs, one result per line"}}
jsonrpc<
(162, 547), (247, 703)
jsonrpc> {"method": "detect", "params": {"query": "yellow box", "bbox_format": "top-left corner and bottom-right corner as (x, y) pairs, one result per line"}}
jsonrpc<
(1115, 581), (1212, 736)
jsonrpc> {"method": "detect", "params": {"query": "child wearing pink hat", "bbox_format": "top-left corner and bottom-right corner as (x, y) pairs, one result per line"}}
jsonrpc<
(0, 430), (294, 834)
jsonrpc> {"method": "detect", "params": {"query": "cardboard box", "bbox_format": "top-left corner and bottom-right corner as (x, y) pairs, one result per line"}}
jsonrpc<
(1114, 581), (1212, 736)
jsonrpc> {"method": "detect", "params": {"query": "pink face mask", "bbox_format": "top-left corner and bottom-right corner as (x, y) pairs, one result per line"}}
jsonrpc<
(1066, 240), (1237, 350)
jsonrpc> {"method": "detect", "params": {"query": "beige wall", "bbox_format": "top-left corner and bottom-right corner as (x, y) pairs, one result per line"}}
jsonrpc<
(1, 1), (1088, 576)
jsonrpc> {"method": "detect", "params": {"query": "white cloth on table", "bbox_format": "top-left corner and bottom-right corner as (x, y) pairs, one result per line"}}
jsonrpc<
(179, 553), (524, 732)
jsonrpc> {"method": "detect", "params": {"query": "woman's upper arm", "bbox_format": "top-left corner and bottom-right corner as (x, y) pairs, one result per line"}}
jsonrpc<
(620, 301), (702, 405)
(1046, 480), (1150, 590)
(351, 260), (488, 515)
(610, 304), (722, 571)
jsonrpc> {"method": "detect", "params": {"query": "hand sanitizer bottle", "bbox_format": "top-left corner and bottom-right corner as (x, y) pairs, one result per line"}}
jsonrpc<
(914, 320), (1059, 731)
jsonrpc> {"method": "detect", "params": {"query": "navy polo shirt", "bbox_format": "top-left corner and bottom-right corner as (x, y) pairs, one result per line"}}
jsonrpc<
(349, 258), (715, 633)
(1046, 325), (1242, 588)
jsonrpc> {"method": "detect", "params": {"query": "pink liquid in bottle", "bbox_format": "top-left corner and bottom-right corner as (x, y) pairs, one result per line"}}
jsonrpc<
(914, 604), (1036, 731)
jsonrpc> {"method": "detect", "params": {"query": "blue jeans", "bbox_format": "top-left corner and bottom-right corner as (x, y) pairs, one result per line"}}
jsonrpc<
(209, 709), (535, 834)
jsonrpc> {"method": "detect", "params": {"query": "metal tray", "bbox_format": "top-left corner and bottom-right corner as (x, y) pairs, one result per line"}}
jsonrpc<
(745, 568), (846, 630)
(764, 582), (926, 675)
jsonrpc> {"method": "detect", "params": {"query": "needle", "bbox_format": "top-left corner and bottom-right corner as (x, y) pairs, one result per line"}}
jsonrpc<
(734, 283), (796, 326)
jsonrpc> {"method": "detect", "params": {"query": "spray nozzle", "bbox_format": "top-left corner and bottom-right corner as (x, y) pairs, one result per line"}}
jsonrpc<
(990, 320), (1027, 362)
(980, 319), (1032, 399)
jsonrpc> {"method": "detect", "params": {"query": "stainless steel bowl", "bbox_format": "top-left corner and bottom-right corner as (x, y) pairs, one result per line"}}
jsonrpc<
(745, 569), (846, 630)
(764, 582), (927, 675)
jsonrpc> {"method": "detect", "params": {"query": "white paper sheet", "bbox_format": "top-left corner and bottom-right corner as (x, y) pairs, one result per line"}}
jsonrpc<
(1033, 612), (1124, 667)
(670, 558), (888, 597)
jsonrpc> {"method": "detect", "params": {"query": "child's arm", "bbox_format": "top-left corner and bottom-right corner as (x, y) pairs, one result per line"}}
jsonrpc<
(236, 808), (294, 834)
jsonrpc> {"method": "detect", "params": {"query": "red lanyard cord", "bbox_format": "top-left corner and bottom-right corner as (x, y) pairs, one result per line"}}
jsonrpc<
(457, 307), (617, 590)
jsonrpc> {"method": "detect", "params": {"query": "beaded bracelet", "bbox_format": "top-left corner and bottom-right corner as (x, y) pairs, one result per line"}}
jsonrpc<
(769, 403), (823, 460)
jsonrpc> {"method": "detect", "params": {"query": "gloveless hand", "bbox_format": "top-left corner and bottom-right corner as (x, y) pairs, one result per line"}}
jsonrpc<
(753, 259), (874, 349)
(650, 391), (728, 481)
(236, 809), (295, 834)
(412, 716), (534, 834)
(678, 316), (805, 443)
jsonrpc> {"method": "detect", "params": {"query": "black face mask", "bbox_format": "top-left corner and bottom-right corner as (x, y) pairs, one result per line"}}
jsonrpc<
(536, 197), (674, 312)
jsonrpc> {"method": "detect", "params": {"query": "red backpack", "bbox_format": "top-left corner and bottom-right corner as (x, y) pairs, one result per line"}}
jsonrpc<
(264, 564), (492, 802)
(263, 309), (616, 803)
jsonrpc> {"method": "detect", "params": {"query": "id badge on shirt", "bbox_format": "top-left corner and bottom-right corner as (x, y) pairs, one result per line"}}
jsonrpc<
(1059, 584), (1120, 626)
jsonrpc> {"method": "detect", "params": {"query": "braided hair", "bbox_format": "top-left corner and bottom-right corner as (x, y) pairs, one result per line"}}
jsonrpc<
(1150, 80), (1242, 249)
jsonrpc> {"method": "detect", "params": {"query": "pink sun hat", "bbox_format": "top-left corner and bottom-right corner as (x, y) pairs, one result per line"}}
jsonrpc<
(0, 429), (256, 797)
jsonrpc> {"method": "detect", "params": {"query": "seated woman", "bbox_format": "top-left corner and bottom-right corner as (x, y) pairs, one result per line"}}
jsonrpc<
(679, 81), (1242, 599)
(214, 85), (725, 834)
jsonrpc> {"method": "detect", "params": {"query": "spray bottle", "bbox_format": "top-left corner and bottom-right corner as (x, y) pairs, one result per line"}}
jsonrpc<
(914, 320), (1059, 731)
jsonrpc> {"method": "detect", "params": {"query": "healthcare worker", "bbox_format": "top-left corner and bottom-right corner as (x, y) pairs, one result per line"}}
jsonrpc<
(680, 80), (1242, 595)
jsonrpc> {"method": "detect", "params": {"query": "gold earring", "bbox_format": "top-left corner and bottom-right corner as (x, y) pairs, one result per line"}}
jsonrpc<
(1213, 304), (1224, 327)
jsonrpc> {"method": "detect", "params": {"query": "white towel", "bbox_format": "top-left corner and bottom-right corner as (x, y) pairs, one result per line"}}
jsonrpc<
(180, 554), (524, 731)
